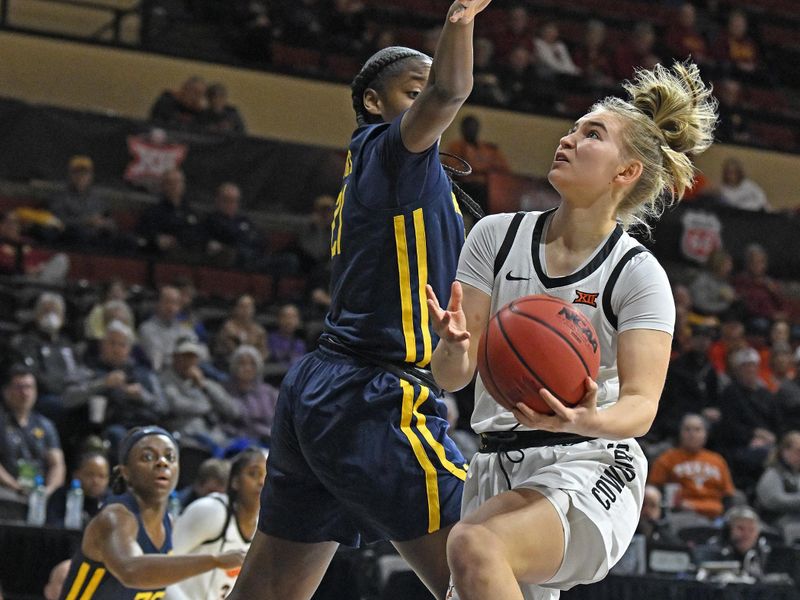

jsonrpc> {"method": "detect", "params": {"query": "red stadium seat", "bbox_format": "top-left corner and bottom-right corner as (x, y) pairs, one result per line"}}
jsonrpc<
(153, 262), (196, 288)
(249, 274), (274, 304)
(88, 255), (148, 286)
(194, 267), (252, 300)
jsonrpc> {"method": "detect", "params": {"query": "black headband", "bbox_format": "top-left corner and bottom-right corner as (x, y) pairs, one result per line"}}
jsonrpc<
(118, 426), (177, 464)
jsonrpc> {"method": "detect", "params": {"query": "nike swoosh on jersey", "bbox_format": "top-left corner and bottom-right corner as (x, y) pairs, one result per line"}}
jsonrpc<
(505, 271), (530, 281)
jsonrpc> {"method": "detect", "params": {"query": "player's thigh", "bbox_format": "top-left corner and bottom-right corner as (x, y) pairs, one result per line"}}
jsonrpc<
(392, 524), (455, 598)
(450, 488), (565, 584)
(228, 531), (339, 600)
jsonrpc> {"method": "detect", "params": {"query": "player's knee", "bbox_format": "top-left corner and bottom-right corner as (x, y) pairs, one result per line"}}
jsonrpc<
(446, 522), (506, 583)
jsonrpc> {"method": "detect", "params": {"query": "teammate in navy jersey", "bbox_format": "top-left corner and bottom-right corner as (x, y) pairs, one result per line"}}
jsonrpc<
(59, 426), (244, 600)
(227, 2), (493, 599)
(428, 62), (718, 599)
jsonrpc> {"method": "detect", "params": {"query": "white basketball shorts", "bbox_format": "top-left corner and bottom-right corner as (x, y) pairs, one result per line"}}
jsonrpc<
(448, 438), (647, 600)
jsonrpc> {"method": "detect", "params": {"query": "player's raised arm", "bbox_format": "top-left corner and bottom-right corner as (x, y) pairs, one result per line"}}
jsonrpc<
(400, 0), (493, 153)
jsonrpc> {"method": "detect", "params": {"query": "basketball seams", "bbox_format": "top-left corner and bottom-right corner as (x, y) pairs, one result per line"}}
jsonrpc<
(508, 299), (593, 377)
(480, 315), (514, 410)
(495, 309), (571, 408)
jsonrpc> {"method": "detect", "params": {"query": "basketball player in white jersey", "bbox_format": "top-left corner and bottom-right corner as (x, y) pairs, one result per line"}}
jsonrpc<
(165, 448), (267, 600)
(427, 62), (718, 599)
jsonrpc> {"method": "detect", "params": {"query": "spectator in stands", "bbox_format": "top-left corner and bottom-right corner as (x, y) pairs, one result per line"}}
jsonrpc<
(636, 485), (681, 546)
(470, 37), (506, 106)
(775, 348), (800, 434)
(655, 321), (721, 445)
(649, 414), (736, 520)
(149, 75), (208, 129)
(0, 365), (65, 500)
(489, 3), (535, 66)
(755, 431), (800, 529)
(698, 506), (771, 579)
(267, 303), (307, 369)
(10, 292), (91, 414)
(0, 210), (69, 282)
(138, 285), (197, 371)
(715, 78), (752, 144)
(533, 21), (581, 80)
(83, 279), (134, 342)
(573, 19), (615, 89)
(204, 182), (264, 268)
(160, 336), (240, 455)
(64, 321), (166, 437)
(225, 345), (279, 445)
(718, 157), (771, 212)
(612, 21), (661, 81)
(497, 45), (553, 113)
(712, 9), (760, 74)
(732, 243), (789, 328)
(325, 0), (368, 55)
(760, 320), (793, 391)
(137, 169), (205, 258)
(717, 346), (778, 491)
(664, 3), (712, 66)
(48, 155), (119, 250)
(272, 0), (325, 48)
(230, 1), (273, 64)
(198, 83), (246, 134)
(689, 248), (739, 319)
(444, 114), (511, 212)
(176, 457), (230, 511)
(213, 294), (269, 366)
(173, 274), (210, 344)
(296, 194), (335, 273)
(707, 320), (746, 380)
(46, 451), (109, 527)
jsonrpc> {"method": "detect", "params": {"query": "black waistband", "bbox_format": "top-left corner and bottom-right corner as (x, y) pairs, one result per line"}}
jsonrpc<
(318, 335), (442, 396)
(479, 430), (595, 453)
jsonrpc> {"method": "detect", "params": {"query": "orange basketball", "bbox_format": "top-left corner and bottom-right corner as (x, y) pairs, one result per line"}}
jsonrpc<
(477, 294), (601, 414)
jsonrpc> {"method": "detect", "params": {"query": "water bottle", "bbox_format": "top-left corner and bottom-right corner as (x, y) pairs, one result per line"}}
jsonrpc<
(26, 475), (47, 526)
(64, 478), (85, 530)
(167, 491), (182, 522)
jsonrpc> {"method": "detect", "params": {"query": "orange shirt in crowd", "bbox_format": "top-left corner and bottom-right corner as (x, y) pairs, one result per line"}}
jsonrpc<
(648, 447), (736, 519)
(444, 139), (511, 185)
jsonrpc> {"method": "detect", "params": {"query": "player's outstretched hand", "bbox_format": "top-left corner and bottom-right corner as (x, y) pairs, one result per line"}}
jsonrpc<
(214, 549), (247, 570)
(512, 377), (601, 437)
(449, 0), (493, 24)
(427, 282), (470, 351)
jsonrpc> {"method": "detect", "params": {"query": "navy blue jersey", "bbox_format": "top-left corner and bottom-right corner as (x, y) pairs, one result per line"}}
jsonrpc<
(324, 115), (465, 367)
(59, 492), (173, 600)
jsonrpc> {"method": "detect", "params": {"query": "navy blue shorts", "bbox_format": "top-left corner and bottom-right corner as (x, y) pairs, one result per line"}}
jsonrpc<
(258, 346), (467, 546)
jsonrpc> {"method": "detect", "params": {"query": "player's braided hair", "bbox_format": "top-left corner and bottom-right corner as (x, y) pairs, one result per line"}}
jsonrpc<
(226, 447), (265, 511)
(350, 47), (485, 220)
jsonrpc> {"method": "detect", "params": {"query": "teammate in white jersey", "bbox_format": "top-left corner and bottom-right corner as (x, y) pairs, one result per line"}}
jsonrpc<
(427, 61), (718, 600)
(165, 448), (267, 600)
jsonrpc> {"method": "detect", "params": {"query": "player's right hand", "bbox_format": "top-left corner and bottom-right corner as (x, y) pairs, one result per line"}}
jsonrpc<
(427, 282), (470, 350)
(214, 550), (247, 569)
(448, 0), (493, 24)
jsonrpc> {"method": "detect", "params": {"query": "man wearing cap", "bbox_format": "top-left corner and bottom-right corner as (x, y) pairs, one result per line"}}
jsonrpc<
(159, 336), (240, 455)
(717, 346), (779, 492)
(48, 155), (118, 248)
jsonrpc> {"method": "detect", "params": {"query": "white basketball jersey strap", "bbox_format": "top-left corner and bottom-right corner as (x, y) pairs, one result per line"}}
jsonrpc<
(601, 245), (649, 329)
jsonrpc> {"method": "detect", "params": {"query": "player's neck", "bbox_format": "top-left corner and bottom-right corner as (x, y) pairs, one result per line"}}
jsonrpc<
(547, 204), (617, 253)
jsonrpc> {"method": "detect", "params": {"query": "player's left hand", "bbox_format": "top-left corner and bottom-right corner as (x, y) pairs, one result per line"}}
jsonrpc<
(448, 0), (493, 24)
(511, 377), (602, 437)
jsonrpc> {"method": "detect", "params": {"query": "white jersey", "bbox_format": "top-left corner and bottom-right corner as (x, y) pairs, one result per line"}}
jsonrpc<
(457, 209), (675, 433)
(165, 493), (252, 600)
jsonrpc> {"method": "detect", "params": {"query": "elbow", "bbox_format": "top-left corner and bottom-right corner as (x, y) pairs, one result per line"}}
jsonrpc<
(115, 564), (143, 588)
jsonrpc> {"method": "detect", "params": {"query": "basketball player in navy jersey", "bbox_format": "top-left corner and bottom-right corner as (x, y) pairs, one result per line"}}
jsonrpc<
(428, 62), (718, 599)
(59, 427), (244, 600)
(227, 2), (493, 599)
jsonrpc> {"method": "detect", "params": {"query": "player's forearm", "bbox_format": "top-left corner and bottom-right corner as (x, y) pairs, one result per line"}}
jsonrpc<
(431, 342), (474, 392)
(427, 3), (475, 101)
(112, 554), (219, 588)
(591, 395), (658, 439)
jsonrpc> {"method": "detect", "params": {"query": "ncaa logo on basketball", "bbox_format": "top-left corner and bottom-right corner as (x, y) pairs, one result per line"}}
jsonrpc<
(573, 290), (598, 307)
(558, 306), (599, 353)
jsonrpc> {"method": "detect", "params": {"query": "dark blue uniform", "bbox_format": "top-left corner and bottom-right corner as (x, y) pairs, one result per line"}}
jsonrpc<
(260, 115), (467, 546)
(59, 492), (173, 600)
